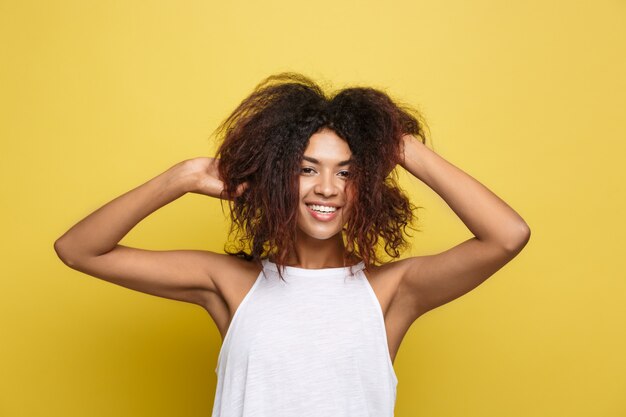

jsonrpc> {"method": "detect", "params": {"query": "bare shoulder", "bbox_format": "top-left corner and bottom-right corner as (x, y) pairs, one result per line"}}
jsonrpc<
(363, 257), (413, 287)
(196, 252), (261, 300)
(206, 253), (264, 293)
(365, 257), (411, 279)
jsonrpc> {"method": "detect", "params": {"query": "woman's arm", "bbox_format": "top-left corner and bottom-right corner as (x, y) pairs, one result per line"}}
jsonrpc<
(53, 158), (245, 306)
(396, 135), (531, 317)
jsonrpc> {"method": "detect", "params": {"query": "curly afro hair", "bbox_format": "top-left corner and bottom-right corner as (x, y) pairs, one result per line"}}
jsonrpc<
(211, 72), (429, 280)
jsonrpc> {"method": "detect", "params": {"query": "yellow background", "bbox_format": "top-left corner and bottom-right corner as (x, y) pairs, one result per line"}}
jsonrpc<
(2, 0), (625, 416)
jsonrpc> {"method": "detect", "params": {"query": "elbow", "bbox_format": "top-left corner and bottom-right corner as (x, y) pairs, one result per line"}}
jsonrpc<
(502, 223), (531, 253)
(53, 238), (76, 267)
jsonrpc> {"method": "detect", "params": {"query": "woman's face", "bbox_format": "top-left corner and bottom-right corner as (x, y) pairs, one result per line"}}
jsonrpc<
(296, 127), (356, 240)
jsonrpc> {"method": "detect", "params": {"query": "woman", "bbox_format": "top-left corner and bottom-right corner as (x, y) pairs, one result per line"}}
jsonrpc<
(54, 72), (530, 416)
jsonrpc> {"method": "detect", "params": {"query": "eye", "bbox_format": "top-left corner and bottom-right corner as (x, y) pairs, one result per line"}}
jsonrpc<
(301, 167), (316, 175)
(338, 170), (351, 178)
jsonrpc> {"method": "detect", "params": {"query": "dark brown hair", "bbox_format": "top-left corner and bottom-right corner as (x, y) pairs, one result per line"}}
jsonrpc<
(212, 72), (429, 280)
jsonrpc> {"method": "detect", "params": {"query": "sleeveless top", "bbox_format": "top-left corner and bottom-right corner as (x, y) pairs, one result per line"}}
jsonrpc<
(211, 258), (398, 417)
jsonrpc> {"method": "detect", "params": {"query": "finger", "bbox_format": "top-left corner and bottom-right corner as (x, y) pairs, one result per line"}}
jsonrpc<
(235, 182), (249, 196)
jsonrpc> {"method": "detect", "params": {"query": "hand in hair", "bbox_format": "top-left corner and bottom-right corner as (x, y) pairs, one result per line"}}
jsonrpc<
(181, 157), (249, 200)
(398, 133), (423, 172)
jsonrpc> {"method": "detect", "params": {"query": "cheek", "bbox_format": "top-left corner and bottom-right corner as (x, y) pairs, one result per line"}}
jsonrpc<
(297, 183), (307, 201)
(345, 182), (357, 203)
(298, 177), (314, 196)
(343, 192), (356, 217)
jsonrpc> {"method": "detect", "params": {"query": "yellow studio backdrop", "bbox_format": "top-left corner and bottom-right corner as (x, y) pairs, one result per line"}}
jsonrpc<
(1, 0), (624, 416)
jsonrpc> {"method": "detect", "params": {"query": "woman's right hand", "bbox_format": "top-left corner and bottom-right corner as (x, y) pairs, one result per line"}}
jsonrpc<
(179, 157), (248, 200)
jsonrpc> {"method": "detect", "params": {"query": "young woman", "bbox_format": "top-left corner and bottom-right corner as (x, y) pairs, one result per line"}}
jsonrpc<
(54, 72), (530, 416)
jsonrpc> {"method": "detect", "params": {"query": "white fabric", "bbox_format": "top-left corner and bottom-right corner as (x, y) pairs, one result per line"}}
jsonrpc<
(211, 258), (398, 417)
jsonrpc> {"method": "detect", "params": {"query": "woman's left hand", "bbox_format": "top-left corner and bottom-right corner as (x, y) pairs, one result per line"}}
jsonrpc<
(398, 133), (415, 169)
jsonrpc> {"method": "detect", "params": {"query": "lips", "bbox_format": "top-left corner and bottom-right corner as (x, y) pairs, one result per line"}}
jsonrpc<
(305, 203), (340, 222)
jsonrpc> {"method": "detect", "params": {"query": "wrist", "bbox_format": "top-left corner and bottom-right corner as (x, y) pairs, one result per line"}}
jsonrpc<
(163, 161), (197, 195)
(400, 134), (421, 164)
(400, 134), (428, 179)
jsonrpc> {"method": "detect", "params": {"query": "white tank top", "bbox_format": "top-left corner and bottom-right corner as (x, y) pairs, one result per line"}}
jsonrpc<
(211, 258), (398, 417)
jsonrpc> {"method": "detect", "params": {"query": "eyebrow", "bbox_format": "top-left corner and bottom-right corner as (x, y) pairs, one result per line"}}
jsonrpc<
(302, 155), (354, 166)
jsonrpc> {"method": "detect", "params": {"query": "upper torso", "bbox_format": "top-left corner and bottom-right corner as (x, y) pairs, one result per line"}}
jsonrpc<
(210, 258), (404, 417)
(203, 255), (416, 366)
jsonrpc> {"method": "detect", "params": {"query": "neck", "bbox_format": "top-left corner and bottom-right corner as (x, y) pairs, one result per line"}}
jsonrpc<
(280, 229), (359, 269)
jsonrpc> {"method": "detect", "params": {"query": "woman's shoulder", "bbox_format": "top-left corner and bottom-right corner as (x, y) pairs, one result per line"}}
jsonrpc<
(365, 257), (410, 276)
(362, 257), (414, 294)
(205, 252), (263, 290)
(214, 252), (263, 275)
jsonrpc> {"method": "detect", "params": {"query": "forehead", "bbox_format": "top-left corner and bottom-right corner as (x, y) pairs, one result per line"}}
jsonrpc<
(303, 128), (352, 162)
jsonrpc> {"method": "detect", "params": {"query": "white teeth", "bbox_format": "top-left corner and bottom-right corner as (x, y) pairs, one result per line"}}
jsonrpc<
(307, 204), (337, 213)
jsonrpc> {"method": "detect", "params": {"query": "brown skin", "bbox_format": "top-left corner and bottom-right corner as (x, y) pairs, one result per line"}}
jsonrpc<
(54, 133), (530, 364)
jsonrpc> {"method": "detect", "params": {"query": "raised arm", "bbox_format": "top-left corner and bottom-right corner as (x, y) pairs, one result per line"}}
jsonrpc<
(53, 158), (246, 307)
(396, 135), (531, 318)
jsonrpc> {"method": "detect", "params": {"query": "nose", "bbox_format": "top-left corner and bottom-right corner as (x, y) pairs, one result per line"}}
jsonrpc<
(314, 171), (340, 197)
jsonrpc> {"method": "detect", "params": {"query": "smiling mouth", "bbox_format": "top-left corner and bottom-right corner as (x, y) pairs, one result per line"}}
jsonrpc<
(306, 203), (339, 214)
(304, 203), (341, 221)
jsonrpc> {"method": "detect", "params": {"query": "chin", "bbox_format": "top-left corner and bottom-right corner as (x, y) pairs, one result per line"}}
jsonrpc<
(313, 232), (342, 240)
(297, 225), (343, 241)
